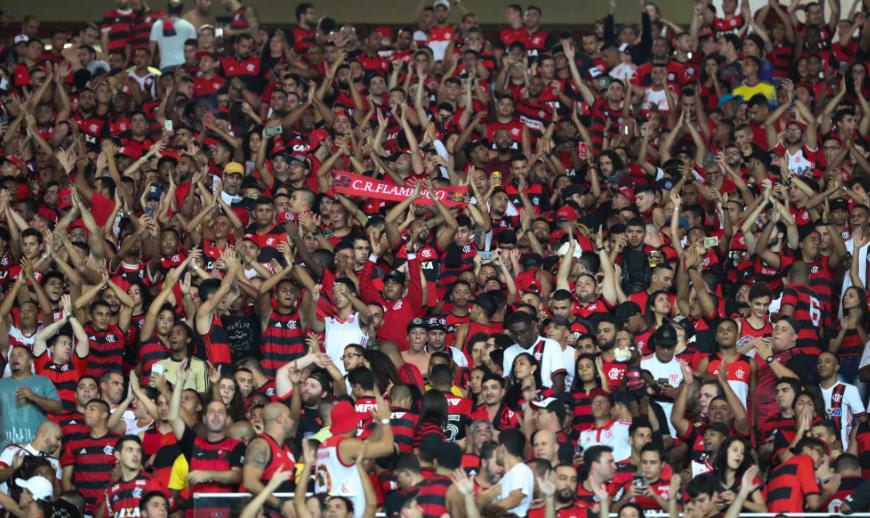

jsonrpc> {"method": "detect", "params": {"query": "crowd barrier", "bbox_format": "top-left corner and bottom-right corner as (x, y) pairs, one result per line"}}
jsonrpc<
(192, 493), (870, 517)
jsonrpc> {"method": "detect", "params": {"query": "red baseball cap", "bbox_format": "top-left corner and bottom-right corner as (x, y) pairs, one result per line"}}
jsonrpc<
(330, 400), (359, 435)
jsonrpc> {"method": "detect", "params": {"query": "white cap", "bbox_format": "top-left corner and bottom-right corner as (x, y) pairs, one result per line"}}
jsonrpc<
(15, 476), (53, 501)
(13, 34), (31, 45)
(433, 0), (450, 8)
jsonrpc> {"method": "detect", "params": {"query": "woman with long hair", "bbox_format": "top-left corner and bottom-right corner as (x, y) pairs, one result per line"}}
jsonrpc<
(570, 354), (608, 437)
(712, 437), (766, 512)
(413, 389), (448, 445)
(504, 353), (542, 411)
(829, 285), (870, 384)
(364, 348), (402, 395)
(644, 290), (672, 330)
(209, 374), (247, 422)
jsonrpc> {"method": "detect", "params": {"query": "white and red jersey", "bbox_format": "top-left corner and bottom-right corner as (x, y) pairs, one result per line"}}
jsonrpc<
(578, 419), (631, 462)
(737, 317), (772, 350)
(773, 143), (821, 177)
(821, 381), (866, 450)
(704, 353), (752, 408)
(315, 436), (366, 518)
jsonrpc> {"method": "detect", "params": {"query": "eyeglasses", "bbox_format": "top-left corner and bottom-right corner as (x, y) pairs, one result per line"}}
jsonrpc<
(343, 352), (362, 360)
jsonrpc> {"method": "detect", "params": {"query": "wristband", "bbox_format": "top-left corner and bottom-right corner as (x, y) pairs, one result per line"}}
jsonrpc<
(369, 254), (379, 263)
(407, 253), (417, 261)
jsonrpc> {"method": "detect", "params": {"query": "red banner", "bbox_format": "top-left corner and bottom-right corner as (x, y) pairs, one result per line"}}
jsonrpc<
(331, 171), (469, 208)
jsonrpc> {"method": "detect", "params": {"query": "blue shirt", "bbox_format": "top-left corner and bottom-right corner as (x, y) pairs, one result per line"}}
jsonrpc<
(0, 375), (59, 450)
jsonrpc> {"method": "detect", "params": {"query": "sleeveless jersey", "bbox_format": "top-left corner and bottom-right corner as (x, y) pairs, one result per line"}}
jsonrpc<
(200, 313), (232, 367)
(260, 310), (306, 378)
(315, 435), (365, 518)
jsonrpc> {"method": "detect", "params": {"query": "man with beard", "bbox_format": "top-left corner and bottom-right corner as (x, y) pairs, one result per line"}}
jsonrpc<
(471, 374), (520, 432)
(772, 100), (820, 178)
(596, 317), (630, 390)
(620, 217), (653, 294)
(532, 463), (604, 517)
(470, 440), (504, 502)
(169, 372), (244, 504)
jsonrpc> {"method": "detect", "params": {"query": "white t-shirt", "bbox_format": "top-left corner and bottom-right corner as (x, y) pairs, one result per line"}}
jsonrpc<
(820, 381), (866, 449)
(578, 420), (631, 462)
(324, 312), (367, 374)
(640, 354), (684, 436)
(560, 345), (577, 388)
(497, 461), (534, 516)
(149, 17), (197, 69)
(502, 337), (567, 388)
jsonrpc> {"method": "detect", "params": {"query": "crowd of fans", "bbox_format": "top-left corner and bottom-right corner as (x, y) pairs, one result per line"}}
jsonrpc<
(0, 0), (869, 516)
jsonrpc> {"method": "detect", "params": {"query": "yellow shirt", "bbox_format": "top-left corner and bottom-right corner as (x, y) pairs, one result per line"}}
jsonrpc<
(168, 453), (189, 491)
(158, 357), (209, 393)
(731, 82), (776, 104)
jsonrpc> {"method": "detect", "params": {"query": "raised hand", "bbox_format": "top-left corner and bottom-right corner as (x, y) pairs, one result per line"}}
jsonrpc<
(538, 470), (557, 497)
(451, 469), (474, 495)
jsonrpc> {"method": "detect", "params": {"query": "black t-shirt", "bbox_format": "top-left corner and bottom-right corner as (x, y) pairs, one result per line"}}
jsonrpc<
(222, 312), (261, 362)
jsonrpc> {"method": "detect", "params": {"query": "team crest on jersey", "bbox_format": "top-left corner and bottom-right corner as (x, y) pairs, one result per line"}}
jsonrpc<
(132, 487), (142, 498)
(832, 393), (843, 403)
(103, 445), (114, 455)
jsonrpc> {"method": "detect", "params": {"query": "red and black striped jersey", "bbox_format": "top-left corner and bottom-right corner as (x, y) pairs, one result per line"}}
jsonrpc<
(179, 427), (244, 494)
(260, 310), (306, 378)
(61, 432), (119, 515)
(200, 313), (232, 367)
(58, 411), (90, 443)
(83, 323), (127, 379)
(807, 256), (835, 329)
(104, 472), (161, 518)
(130, 10), (163, 49)
(37, 361), (81, 413)
(100, 9), (135, 53)
(415, 474), (452, 518)
(571, 387), (596, 435)
(138, 336), (169, 381)
(765, 453), (820, 513)
(780, 284), (823, 347)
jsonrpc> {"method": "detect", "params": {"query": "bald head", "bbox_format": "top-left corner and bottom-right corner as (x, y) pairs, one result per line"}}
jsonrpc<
(263, 402), (288, 424)
(228, 421), (255, 443)
(34, 421), (62, 453)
